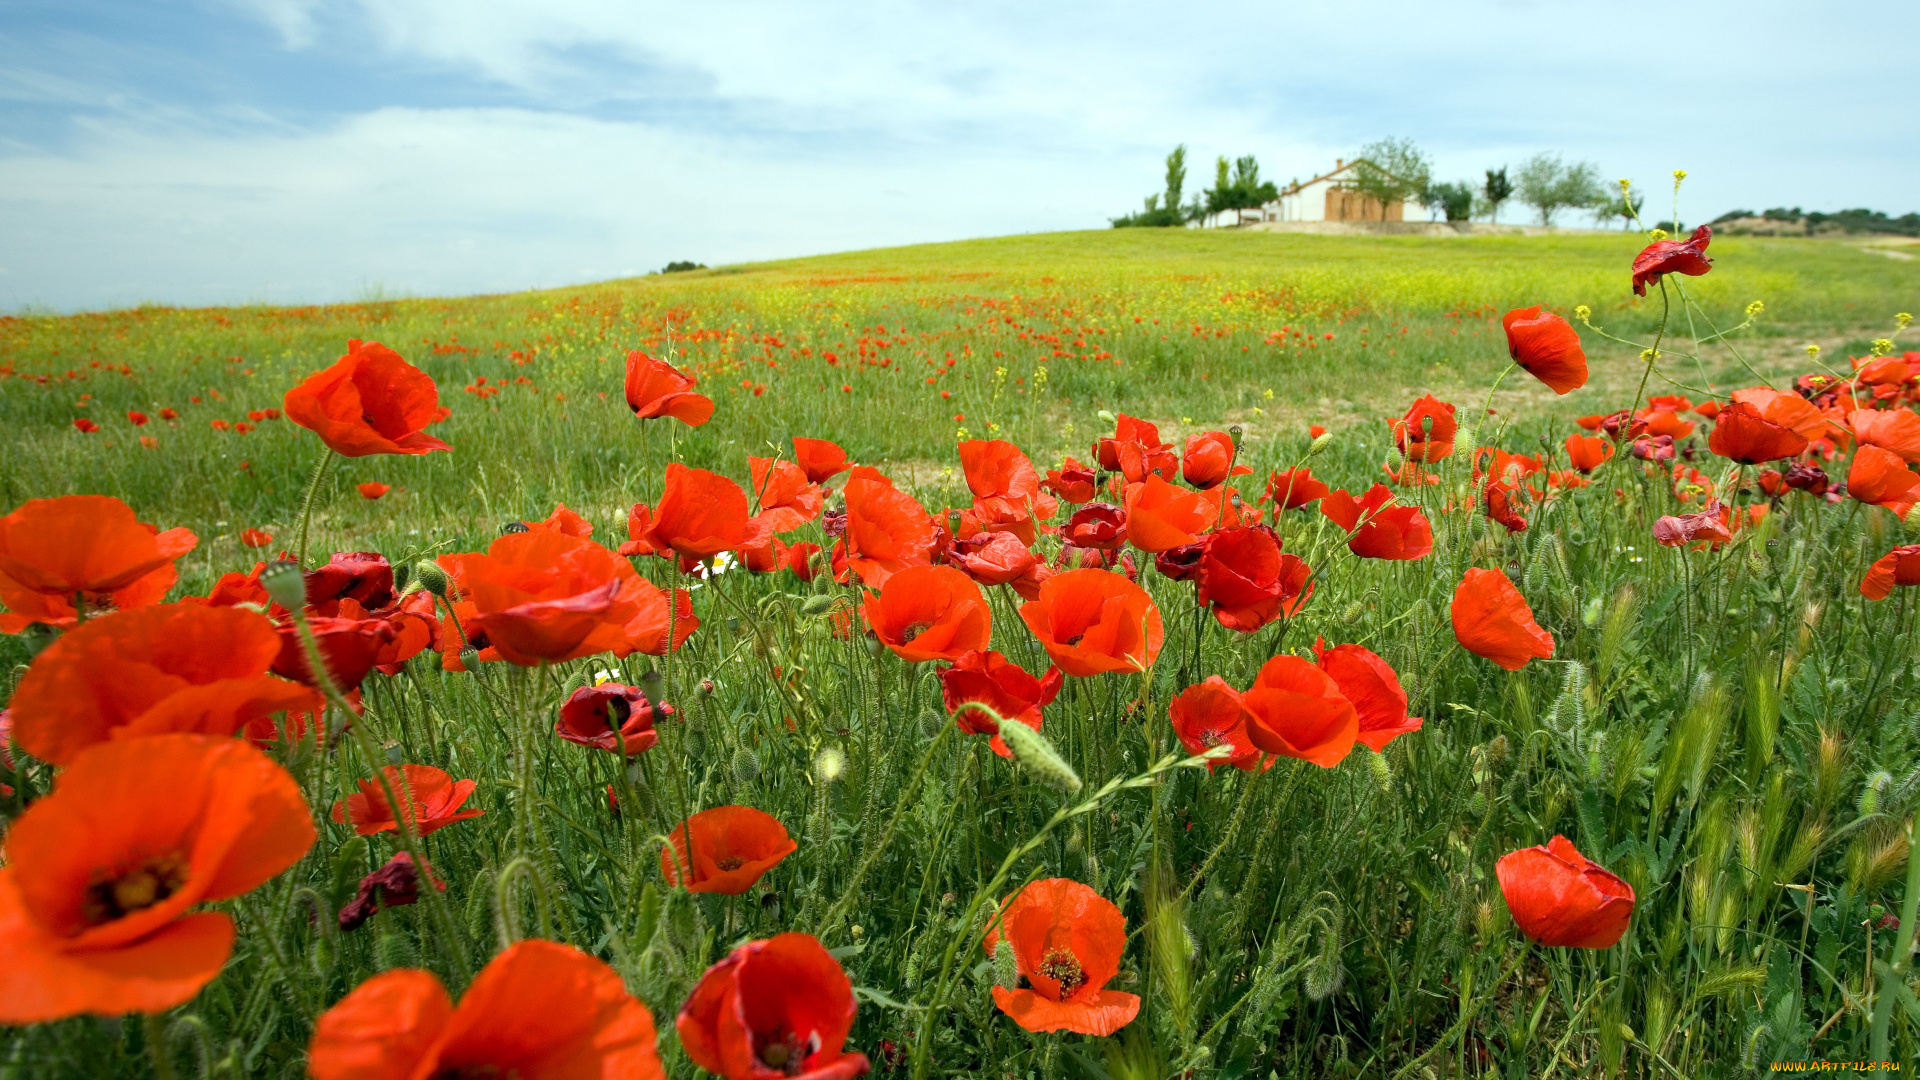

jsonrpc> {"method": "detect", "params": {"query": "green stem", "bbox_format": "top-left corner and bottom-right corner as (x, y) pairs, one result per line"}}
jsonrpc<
(143, 1012), (176, 1080)
(1868, 815), (1920, 1060)
(295, 450), (337, 567)
(815, 722), (955, 941)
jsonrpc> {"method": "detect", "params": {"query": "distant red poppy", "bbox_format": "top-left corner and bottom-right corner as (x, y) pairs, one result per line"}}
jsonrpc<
(1063, 502), (1127, 551)
(1314, 640), (1421, 751)
(557, 683), (670, 754)
(1168, 677), (1268, 772)
(793, 436), (853, 483)
(8, 603), (319, 764)
(332, 763), (483, 837)
(159, 408), (179, 421)
(1020, 568), (1163, 678)
(1239, 655), (1358, 767)
(283, 339), (452, 457)
(272, 615), (396, 692)
(1043, 457), (1097, 504)
(0, 734), (314, 1023)
(620, 464), (756, 563)
(941, 650), (1063, 757)
(71, 418), (99, 434)
(1502, 307), (1588, 394)
(624, 350), (714, 426)
(1264, 467), (1330, 509)
(442, 530), (644, 665)
(1564, 434), (1613, 473)
(1092, 415), (1177, 483)
(309, 940), (664, 1079)
(661, 806), (798, 895)
(356, 481), (391, 500)
(1496, 835), (1634, 948)
(1631, 224), (1713, 297)
(1451, 568), (1554, 670)
(1309, 423), (1328, 438)
(947, 530), (1037, 586)
(1785, 461), (1832, 496)
(126, 410), (149, 426)
(1862, 545), (1920, 600)
(1392, 396), (1457, 463)
(839, 467), (934, 587)
(781, 539), (823, 580)
(1197, 526), (1311, 632)
(1652, 503), (1734, 548)
(984, 878), (1140, 1036)
(1849, 445), (1920, 518)
(1320, 485), (1433, 561)
(1693, 399), (1723, 420)
(1123, 475), (1218, 553)
(862, 564), (991, 663)
(679, 933), (868, 1079)
(1484, 480), (1529, 533)
(0, 494), (197, 598)
(1181, 431), (1251, 489)
(749, 457), (825, 533)
(238, 528), (272, 549)
(1850, 408), (1920, 464)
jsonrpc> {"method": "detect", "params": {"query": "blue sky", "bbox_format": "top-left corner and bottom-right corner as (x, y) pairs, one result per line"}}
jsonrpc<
(3, 0), (1913, 311)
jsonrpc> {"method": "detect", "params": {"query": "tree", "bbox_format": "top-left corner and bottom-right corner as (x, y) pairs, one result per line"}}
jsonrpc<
(1204, 154), (1281, 224)
(1427, 181), (1475, 223)
(1483, 167), (1513, 224)
(1596, 184), (1646, 230)
(1112, 146), (1192, 228)
(1163, 145), (1187, 218)
(1516, 153), (1607, 227)
(1348, 138), (1432, 221)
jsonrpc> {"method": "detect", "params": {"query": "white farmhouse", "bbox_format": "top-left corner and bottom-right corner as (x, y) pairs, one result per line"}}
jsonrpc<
(1269, 159), (1431, 223)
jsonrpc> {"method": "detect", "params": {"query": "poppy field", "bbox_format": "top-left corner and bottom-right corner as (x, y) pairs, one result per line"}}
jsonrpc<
(3, 220), (1920, 1077)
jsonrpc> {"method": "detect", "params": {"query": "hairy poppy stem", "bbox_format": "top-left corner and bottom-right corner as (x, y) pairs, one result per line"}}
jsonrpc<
(1868, 815), (1920, 1061)
(294, 450), (336, 568)
(815, 721), (955, 941)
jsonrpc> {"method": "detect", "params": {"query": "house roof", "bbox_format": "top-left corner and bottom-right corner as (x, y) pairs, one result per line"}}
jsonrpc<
(1278, 159), (1419, 198)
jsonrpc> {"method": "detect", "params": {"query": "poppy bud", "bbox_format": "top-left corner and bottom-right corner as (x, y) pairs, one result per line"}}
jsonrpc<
(731, 746), (760, 785)
(800, 594), (835, 616)
(391, 561), (412, 592)
(996, 720), (1082, 794)
(412, 559), (451, 598)
(864, 636), (886, 659)
(1309, 432), (1333, 456)
(918, 707), (945, 739)
(1097, 410), (1117, 424)
(992, 938), (1020, 989)
(1368, 752), (1392, 794)
(814, 746), (848, 783)
(684, 727), (708, 759)
(639, 667), (664, 699)
(1342, 601), (1364, 625)
(260, 558), (307, 611)
(501, 521), (529, 535)
(560, 670), (590, 698)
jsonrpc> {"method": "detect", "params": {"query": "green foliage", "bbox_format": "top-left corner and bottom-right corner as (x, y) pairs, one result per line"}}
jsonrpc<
(1201, 155), (1280, 222)
(1483, 166), (1515, 224)
(1113, 146), (1194, 228)
(1427, 181), (1476, 223)
(1516, 152), (1608, 227)
(1349, 137), (1433, 218)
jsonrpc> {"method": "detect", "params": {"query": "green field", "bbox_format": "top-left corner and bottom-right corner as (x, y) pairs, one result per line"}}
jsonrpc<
(4, 228), (1920, 1076)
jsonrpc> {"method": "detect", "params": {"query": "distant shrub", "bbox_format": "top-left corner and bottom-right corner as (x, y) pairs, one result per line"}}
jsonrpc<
(662, 261), (706, 274)
(1427, 181), (1475, 223)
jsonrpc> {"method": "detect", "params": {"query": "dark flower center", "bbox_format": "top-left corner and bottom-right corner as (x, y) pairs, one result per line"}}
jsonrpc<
(901, 620), (934, 642)
(1039, 947), (1087, 998)
(1200, 729), (1228, 748)
(716, 856), (747, 872)
(755, 1028), (822, 1075)
(82, 853), (190, 926)
(435, 1067), (514, 1079)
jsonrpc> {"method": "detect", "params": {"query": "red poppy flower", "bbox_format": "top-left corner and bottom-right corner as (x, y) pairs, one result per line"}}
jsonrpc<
(1181, 431), (1251, 489)
(839, 466), (933, 587)
(1652, 502), (1734, 548)
(0, 734), (314, 1023)
(1092, 415), (1177, 483)
(557, 683), (670, 754)
(1122, 475), (1218, 553)
(335, 851), (444, 932)
(0, 556), (180, 636)
(1264, 467), (1330, 509)
(350, 591), (441, 674)
(947, 530), (1037, 586)
(1239, 655), (1358, 767)
(624, 350), (714, 426)
(72, 417), (100, 433)
(1392, 396), (1457, 463)
(1484, 480), (1528, 533)
(1710, 387), (1828, 465)
(283, 339), (451, 457)
(1154, 540), (1208, 582)
(984, 878), (1140, 1036)
(678, 933), (869, 1079)
(1850, 408), (1920, 464)
(1693, 399), (1723, 420)
(303, 551), (395, 611)
(309, 939), (664, 1079)
(621, 581), (700, 657)
(862, 565), (991, 663)
(1314, 640), (1420, 751)
(750, 457), (825, 534)
(8, 603), (320, 764)
(661, 806), (798, 895)
(1564, 435), (1613, 473)
(1063, 503), (1127, 551)
(357, 481), (390, 500)
(1451, 568), (1554, 670)
(941, 650), (1063, 757)
(1785, 462), (1832, 496)
(1196, 526), (1311, 632)
(332, 763), (483, 837)
(125, 410), (149, 426)
(1501, 307), (1587, 394)
(1043, 457), (1097, 504)
(782, 539), (823, 580)
(442, 530), (646, 665)
(1167, 677), (1268, 772)
(1320, 485), (1433, 561)
(961, 439), (1059, 529)
(1631, 224), (1713, 297)
(0, 494), (197, 599)
(793, 436), (852, 483)
(620, 464), (757, 563)
(1849, 445), (1920, 518)
(1636, 406), (1694, 441)
(1496, 835), (1635, 948)
(1862, 545), (1920, 600)
(1019, 568), (1163, 678)
(272, 615), (397, 692)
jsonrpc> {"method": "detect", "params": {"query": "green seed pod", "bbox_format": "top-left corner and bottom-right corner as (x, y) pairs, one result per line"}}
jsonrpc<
(458, 647), (481, 671)
(918, 707), (946, 740)
(374, 928), (416, 971)
(732, 746), (761, 785)
(412, 559), (451, 598)
(801, 594), (836, 616)
(996, 721), (1082, 794)
(1367, 751), (1392, 795)
(391, 561), (413, 592)
(1308, 432), (1334, 456)
(259, 559), (307, 611)
(993, 938), (1020, 989)
(1341, 601), (1365, 625)
(684, 727), (709, 760)
(810, 562), (833, 593)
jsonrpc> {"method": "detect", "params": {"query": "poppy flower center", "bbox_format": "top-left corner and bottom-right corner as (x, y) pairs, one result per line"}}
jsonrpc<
(715, 856), (747, 871)
(900, 620), (934, 642)
(82, 853), (190, 926)
(433, 1066), (513, 1079)
(1039, 947), (1087, 998)
(1200, 728), (1229, 748)
(755, 1028), (822, 1075)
